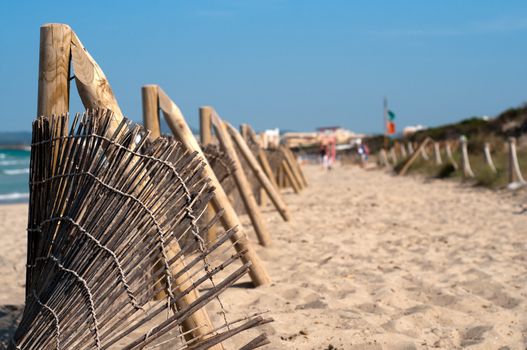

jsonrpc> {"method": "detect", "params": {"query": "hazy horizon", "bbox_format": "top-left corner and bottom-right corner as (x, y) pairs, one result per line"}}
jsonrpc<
(1, 0), (526, 134)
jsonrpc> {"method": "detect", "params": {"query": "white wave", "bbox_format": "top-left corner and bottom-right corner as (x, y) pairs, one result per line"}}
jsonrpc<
(3, 168), (30, 175)
(0, 159), (29, 166)
(0, 192), (29, 201)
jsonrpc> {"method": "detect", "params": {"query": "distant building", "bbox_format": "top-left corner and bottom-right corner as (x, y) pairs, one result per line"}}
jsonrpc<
(281, 126), (366, 148)
(403, 124), (427, 137)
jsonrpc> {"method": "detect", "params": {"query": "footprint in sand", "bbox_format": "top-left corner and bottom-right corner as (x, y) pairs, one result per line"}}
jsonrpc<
(460, 325), (493, 347)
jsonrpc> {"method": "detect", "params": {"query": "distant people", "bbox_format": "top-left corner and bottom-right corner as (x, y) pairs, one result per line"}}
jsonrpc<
(356, 140), (369, 167)
(320, 142), (329, 170)
(363, 143), (370, 161)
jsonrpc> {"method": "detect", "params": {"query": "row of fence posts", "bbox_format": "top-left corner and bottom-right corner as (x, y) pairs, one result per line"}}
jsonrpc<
(34, 23), (309, 347)
(378, 135), (526, 187)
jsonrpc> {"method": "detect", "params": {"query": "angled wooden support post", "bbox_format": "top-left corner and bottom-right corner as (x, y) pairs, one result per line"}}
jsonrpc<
(445, 142), (458, 170)
(242, 125), (280, 190)
(200, 106), (220, 243)
(142, 93), (221, 347)
(460, 135), (475, 179)
(226, 123), (291, 221)
(240, 124), (269, 207)
(212, 114), (272, 247)
(483, 142), (497, 173)
(508, 137), (526, 184)
(280, 146), (305, 189)
(282, 159), (301, 193)
(71, 31), (124, 128)
(282, 146), (308, 187)
(156, 87), (270, 285)
(398, 137), (432, 176)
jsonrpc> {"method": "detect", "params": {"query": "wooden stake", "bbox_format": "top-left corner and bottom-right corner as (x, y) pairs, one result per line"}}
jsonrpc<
(212, 115), (272, 247)
(398, 137), (432, 175)
(460, 135), (475, 179)
(156, 87), (270, 285)
(226, 123), (291, 221)
(483, 142), (497, 173)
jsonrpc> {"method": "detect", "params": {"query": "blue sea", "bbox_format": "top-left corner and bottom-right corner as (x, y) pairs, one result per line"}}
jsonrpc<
(0, 148), (31, 204)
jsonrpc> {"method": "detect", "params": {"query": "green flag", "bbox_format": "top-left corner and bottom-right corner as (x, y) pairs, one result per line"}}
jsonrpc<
(387, 110), (396, 121)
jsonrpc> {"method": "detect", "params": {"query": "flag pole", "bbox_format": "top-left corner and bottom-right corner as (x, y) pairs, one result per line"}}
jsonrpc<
(383, 96), (388, 148)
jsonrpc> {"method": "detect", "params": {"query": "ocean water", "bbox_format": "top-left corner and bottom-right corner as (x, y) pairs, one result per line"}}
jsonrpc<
(0, 148), (31, 204)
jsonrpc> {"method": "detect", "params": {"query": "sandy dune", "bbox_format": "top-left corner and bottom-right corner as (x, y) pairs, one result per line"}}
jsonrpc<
(1, 164), (526, 349)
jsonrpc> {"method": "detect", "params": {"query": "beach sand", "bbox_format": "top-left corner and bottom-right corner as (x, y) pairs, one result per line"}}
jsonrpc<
(1, 164), (526, 349)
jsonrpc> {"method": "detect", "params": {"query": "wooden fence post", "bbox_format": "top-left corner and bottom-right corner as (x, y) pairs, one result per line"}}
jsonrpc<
(420, 145), (430, 160)
(37, 23), (72, 118)
(142, 85), (161, 139)
(389, 147), (398, 164)
(37, 23), (72, 176)
(141, 92), (221, 347)
(399, 142), (407, 158)
(460, 135), (475, 178)
(508, 137), (526, 184)
(378, 149), (389, 167)
(407, 142), (414, 155)
(445, 142), (458, 170)
(212, 114), (272, 247)
(157, 87), (270, 285)
(227, 123), (291, 222)
(398, 137), (432, 175)
(434, 142), (443, 165)
(483, 142), (497, 173)
(200, 106), (219, 243)
(277, 163), (285, 188)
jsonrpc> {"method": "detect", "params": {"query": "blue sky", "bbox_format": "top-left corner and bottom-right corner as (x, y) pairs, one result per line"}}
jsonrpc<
(1, 0), (526, 133)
